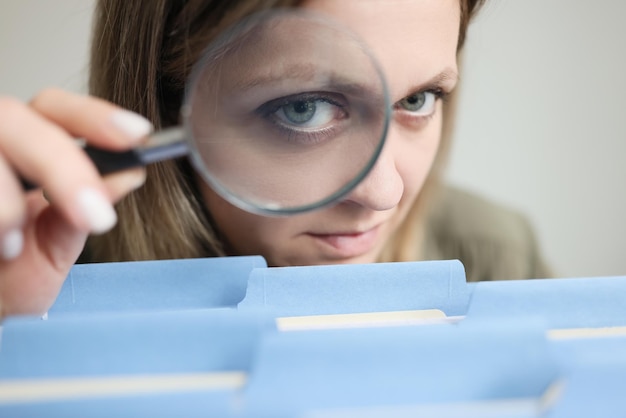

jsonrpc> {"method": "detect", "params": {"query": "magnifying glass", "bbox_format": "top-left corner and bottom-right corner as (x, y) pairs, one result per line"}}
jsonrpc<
(25, 10), (390, 215)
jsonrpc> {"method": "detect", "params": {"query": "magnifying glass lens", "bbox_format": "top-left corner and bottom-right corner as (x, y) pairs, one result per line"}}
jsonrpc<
(185, 11), (389, 215)
(18, 11), (389, 216)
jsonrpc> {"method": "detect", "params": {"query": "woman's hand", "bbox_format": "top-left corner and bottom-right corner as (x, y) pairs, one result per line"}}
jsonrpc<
(0, 88), (152, 319)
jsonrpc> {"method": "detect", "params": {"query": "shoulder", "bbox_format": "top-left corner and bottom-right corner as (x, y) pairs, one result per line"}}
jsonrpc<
(423, 184), (551, 282)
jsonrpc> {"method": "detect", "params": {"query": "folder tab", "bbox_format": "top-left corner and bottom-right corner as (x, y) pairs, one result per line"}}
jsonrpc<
(50, 256), (267, 316)
(467, 276), (626, 329)
(238, 260), (469, 316)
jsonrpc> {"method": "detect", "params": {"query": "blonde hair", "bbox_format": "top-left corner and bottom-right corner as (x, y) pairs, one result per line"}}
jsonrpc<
(87, 0), (485, 263)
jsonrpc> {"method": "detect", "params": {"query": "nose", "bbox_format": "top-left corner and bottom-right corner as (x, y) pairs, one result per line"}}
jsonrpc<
(340, 133), (403, 211)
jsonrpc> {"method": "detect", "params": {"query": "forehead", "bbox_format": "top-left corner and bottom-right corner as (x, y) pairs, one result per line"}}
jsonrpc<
(301, 0), (461, 97)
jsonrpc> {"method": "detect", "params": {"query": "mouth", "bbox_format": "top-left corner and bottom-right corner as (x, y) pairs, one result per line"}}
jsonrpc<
(306, 225), (382, 259)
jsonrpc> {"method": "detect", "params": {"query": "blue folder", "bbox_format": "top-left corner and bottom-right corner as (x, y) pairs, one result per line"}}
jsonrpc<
(48, 255), (266, 317)
(241, 320), (558, 417)
(0, 314), (559, 418)
(466, 276), (626, 329)
(45, 258), (626, 330)
(0, 309), (273, 418)
(236, 260), (626, 332)
(546, 363), (626, 418)
(238, 259), (470, 316)
(3, 257), (626, 417)
(0, 309), (272, 379)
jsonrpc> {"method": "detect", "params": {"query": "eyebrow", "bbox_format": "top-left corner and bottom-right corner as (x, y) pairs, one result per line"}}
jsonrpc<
(234, 65), (459, 93)
(225, 63), (386, 103)
(232, 63), (319, 92)
(403, 68), (460, 96)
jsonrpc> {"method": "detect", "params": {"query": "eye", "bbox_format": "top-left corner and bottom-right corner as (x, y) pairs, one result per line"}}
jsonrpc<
(258, 92), (349, 144)
(396, 91), (438, 116)
(274, 99), (337, 128)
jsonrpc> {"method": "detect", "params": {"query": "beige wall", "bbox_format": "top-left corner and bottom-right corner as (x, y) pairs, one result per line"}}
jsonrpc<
(1, 0), (624, 278)
(448, 1), (626, 278)
(0, 0), (95, 98)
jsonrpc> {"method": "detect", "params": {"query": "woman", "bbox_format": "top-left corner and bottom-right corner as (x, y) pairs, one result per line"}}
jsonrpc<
(0, 0), (549, 318)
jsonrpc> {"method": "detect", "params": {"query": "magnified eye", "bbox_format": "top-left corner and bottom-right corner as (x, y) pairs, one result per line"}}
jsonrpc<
(259, 92), (349, 144)
(275, 99), (335, 127)
(396, 91), (437, 115)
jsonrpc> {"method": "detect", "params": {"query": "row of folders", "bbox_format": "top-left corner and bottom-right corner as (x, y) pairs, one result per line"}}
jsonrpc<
(1, 257), (625, 417)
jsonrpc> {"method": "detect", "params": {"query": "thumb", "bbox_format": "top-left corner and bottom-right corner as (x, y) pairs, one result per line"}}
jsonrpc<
(0, 194), (88, 317)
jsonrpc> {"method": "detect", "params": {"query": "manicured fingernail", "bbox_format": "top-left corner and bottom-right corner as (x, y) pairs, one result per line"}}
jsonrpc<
(123, 168), (147, 191)
(110, 110), (153, 143)
(1, 229), (24, 260)
(76, 188), (117, 234)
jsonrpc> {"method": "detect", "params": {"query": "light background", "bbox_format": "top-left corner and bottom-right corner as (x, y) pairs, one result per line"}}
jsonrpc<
(1, 0), (624, 278)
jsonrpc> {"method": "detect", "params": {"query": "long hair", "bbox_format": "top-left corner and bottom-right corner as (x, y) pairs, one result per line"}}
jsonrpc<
(87, 0), (485, 263)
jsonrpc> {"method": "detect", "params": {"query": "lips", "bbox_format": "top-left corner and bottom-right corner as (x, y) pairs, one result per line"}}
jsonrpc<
(307, 225), (381, 259)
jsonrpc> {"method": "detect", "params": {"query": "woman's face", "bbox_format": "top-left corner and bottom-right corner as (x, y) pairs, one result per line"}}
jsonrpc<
(198, 0), (461, 266)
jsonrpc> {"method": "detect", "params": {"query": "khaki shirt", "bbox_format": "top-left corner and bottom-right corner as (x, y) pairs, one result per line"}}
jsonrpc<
(423, 185), (552, 282)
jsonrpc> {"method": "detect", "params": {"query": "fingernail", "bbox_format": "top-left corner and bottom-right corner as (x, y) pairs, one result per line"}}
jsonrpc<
(76, 188), (117, 234)
(1, 229), (24, 260)
(108, 168), (147, 196)
(124, 168), (147, 191)
(110, 110), (153, 143)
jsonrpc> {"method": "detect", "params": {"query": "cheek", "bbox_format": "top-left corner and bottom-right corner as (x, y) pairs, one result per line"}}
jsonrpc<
(200, 182), (306, 257)
(202, 189), (253, 243)
(200, 184), (272, 248)
(395, 113), (443, 201)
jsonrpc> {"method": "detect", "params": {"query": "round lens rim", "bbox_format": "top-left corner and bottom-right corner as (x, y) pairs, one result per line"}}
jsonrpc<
(181, 9), (390, 216)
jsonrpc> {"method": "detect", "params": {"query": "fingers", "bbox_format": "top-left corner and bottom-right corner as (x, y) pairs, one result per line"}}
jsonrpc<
(30, 88), (152, 150)
(0, 90), (153, 261)
(103, 167), (147, 203)
(0, 193), (89, 317)
(0, 96), (113, 233)
(0, 151), (26, 260)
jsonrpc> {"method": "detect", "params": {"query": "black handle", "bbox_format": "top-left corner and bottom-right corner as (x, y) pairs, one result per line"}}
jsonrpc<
(21, 127), (188, 191)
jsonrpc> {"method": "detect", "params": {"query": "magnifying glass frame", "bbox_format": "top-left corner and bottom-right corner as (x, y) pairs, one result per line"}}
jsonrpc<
(182, 9), (391, 216)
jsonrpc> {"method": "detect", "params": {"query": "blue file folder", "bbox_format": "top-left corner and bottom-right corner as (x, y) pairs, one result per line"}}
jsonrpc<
(2, 257), (626, 417)
(238, 259), (469, 316)
(49, 256), (266, 316)
(0, 309), (273, 418)
(43, 258), (626, 330)
(241, 320), (558, 417)
(546, 363), (626, 418)
(0, 308), (273, 379)
(466, 276), (626, 329)
(0, 313), (559, 418)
